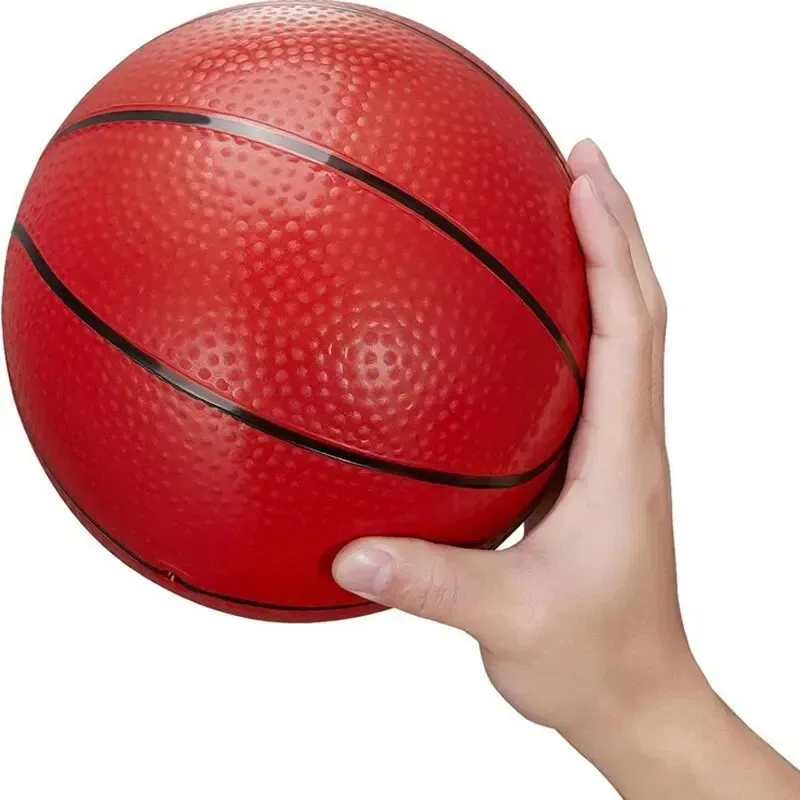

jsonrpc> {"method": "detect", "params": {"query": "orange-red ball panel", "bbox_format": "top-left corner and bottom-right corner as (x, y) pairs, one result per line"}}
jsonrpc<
(3, 1), (589, 620)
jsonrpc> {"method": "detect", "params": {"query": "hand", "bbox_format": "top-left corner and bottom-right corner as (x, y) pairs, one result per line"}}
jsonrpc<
(335, 138), (682, 733)
(332, 140), (800, 798)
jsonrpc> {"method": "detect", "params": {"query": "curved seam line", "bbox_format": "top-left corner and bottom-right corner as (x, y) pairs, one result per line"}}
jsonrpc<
(50, 467), (372, 613)
(313, 0), (573, 177)
(11, 223), (572, 489)
(3, 362), (366, 613)
(7, 375), (564, 615)
(51, 109), (583, 388)
(143, 0), (572, 178)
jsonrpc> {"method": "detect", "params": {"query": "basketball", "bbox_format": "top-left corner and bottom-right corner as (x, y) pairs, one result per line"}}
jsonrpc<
(2, 1), (590, 621)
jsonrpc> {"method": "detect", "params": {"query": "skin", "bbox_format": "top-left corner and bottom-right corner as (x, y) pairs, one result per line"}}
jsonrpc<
(332, 140), (800, 799)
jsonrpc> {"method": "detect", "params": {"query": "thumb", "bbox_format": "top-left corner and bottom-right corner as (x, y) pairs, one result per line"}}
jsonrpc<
(333, 538), (521, 641)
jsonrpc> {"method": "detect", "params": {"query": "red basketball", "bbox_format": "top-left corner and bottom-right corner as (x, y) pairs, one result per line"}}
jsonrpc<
(3, 1), (589, 621)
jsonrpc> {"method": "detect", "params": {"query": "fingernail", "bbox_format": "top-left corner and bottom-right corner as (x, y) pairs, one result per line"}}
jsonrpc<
(334, 548), (394, 597)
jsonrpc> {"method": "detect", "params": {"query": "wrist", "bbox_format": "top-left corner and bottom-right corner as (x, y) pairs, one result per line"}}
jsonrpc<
(558, 653), (800, 799)
(561, 649), (719, 765)
(560, 650), (759, 798)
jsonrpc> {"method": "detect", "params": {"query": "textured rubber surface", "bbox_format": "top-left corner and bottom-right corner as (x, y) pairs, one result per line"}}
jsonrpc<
(3, 1), (589, 621)
(18, 403), (558, 621)
(62, 1), (589, 366)
(54, 108), (583, 386)
(12, 220), (569, 489)
(5, 235), (560, 616)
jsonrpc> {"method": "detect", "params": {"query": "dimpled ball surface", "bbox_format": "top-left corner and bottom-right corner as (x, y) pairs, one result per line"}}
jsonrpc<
(2, 1), (590, 621)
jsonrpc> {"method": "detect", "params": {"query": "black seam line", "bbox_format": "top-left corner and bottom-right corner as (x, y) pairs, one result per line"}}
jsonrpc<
(9, 373), (564, 614)
(52, 109), (583, 389)
(12, 222), (571, 489)
(166, 1), (572, 179)
(49, 464), (373, 614)
(3, 370), (369, 614)
(306, 0), (573, 178)
(13, 393), (561, 615)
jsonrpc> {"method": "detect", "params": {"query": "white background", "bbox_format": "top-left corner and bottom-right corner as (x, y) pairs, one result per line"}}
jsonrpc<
(1, 0), (798, 797)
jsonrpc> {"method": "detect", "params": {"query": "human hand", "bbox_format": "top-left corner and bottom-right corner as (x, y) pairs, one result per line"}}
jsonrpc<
(333, 138), (684, 736)
(332, 140), (800, 798)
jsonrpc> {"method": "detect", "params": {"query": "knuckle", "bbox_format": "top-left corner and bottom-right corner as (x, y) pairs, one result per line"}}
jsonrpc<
(410, 554), (458, 618)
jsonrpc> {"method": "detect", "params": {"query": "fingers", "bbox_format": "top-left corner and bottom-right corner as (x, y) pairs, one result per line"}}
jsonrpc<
(570, 141), (660, 303)
(570, 140), (668, 437)
(333, 538), (522, 642)
(569, 173), (655, 448)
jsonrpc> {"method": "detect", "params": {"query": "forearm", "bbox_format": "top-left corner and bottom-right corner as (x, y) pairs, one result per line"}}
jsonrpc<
(565, 663), (800, 800)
